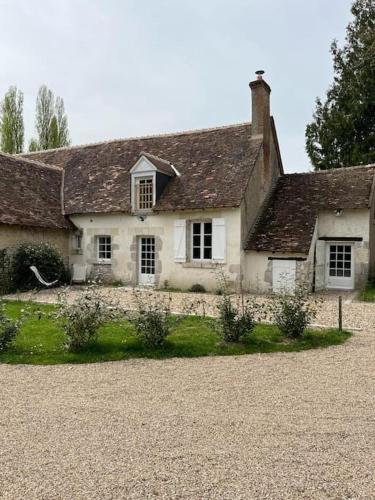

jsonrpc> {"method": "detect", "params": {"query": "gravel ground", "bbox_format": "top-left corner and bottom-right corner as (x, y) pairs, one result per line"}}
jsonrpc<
(4, 286), (374, 331)
(1, 288), (375, 498)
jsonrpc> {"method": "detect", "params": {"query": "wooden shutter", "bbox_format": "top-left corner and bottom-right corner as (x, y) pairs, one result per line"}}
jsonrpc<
(174, 219), (186, 262)
(212, 218), (226, 262)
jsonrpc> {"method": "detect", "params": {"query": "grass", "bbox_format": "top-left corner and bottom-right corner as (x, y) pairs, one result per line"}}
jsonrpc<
(359, 282), (375, 302)
(0, 301), (351, 365)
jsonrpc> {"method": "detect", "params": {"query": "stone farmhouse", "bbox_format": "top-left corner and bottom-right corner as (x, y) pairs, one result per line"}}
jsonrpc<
(0, 73), (374, 293)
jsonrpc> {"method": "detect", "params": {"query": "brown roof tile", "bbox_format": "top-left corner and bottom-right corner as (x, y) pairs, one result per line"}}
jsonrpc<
(246, 165), (375, 254)
(0, 153), (70, 229)
(20, 123), (262, 214)
(140, 152), (176, 177)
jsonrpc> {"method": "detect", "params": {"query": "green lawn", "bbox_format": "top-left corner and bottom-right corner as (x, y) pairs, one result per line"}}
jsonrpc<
(0, 301), (351, 365)
(360, 282), (375, 302)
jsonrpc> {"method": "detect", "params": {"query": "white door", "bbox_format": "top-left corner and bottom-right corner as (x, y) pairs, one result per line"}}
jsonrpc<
(139, 237), (155, 285)
(326, 243), (354, 289)
(272, 259), (296, 293)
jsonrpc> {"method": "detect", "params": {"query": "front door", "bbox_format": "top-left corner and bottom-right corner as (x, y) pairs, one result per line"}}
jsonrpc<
(139, 236), (155, 285)
(326, 243), (354, 289)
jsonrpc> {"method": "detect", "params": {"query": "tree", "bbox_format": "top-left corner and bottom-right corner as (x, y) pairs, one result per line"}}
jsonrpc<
(29, 85), (71, 151)
(306, 0), (375, 170)
(0, 86), (24, 154)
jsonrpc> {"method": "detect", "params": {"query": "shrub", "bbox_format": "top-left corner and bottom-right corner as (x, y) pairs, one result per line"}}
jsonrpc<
(189, 283), (206, 293)
(270, 286), (319, 339)
(131, 290), (175, 348)
(54, 283), (118, 351)
(0, 248), (13, 295)
(216, 295), (262, 343)
(0, 301), (25, 352)
(12, 242), (66, 291)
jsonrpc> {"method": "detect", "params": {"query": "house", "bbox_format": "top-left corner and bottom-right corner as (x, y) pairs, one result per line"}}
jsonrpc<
(0, 72), (374, 293)
(0, 154), (71, 257)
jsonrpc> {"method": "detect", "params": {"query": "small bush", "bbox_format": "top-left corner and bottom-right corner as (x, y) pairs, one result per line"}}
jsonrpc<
(131, 290), (175, 348)
(270, 287), (319, 339)
(189, 283), (206, 293)
(217, 295), (263, 343)
(54, 283), (118, 351)
(12, 242), (66, 291)
(0, 301), (24, 352)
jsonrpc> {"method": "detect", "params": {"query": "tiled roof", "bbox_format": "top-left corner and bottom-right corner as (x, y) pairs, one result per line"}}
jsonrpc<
(140, 152), (176, 177)
(0, 153), (70, 229)
(246, 165), (375, 254)
(20, 123), (263, 214)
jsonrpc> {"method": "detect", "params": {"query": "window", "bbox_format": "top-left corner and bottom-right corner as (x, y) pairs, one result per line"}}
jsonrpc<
(97, 236), (112, 262)
(136, 177), (153, 211)
(192, 221), (212, 260)
(74, 234), (82, 250)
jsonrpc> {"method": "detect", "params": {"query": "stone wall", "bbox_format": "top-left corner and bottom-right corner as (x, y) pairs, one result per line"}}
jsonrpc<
(0, 224), (70, 262)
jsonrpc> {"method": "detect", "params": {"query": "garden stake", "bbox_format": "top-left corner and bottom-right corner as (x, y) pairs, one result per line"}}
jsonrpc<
(338, 296), (343, 331)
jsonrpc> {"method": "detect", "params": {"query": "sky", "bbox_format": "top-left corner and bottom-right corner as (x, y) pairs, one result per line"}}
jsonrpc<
(0, 0), (354, 173)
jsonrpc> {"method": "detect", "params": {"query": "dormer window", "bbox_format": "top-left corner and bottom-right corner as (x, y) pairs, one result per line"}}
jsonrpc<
(130, 152), (178, 213)
(136, 177), (154, 211)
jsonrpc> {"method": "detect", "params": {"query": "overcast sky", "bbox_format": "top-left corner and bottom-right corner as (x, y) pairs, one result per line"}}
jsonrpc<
(0, 0), (353, 172)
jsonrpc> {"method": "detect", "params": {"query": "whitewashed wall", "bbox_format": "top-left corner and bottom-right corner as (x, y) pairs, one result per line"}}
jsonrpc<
(315, 208), (370, 290)
(69, 208), (241, 291)
(243, 250), (310, 293)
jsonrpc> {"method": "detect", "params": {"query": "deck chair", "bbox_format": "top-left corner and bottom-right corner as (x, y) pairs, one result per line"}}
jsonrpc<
(71, 264), (87, 284)
(30, 266), (59, 287)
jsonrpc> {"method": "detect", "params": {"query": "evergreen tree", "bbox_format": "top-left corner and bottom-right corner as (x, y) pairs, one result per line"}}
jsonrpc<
(306, 0), (375, 170)
(29, 85), (71, 151)
(0, 86), (24, 154)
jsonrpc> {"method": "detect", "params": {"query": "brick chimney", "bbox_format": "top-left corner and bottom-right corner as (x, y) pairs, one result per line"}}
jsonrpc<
(249, 70), (271, 174)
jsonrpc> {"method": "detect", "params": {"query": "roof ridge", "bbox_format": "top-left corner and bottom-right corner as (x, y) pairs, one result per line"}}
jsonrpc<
(0, 152), (62, 172)
(285, 164), (375, 177)
(17, 122), (251, 157)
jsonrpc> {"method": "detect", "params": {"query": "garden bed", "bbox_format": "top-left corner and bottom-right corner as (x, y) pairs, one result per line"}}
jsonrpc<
(0, 301), (351, 365)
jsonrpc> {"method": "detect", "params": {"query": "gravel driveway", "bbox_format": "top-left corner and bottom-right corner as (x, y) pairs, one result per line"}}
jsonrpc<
(1, 289), (375, 498)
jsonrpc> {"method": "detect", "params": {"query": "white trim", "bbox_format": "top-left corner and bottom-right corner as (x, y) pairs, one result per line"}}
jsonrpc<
(191, 221), (212, 262)
(138, 236), (156, 285)
(131, 171), (156, 212)
(325, 241), (354, 290)
(97, 235), (112, 263)
(129, 155), (157, 174)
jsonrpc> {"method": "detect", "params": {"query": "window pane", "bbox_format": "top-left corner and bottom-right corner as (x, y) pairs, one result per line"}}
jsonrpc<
(204, 222), (212, 234)
(337, 269), (343, 277)
(193, 223), (201, 235)
(204, 247), (212, 259)
(193, 247), (200, 259)
(204, 235), (212, 246)
(193, 235), (200, 247)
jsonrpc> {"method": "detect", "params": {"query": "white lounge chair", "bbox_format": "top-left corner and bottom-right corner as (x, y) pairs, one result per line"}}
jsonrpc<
(30, 266), (59, 287)
(72, 264), (87, 284)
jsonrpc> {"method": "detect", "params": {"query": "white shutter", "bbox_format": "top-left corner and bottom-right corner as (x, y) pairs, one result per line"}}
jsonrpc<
(174, 219), (186, 262)
(212, 218), (226, 262)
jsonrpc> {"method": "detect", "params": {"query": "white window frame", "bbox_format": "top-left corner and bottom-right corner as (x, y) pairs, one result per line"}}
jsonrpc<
(130, 156), (157, 212)
(97, 235), (112, 263)
(134, 175), (154, 211)
(191, 221), (212, 261)
(73, 233), (82, 251)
